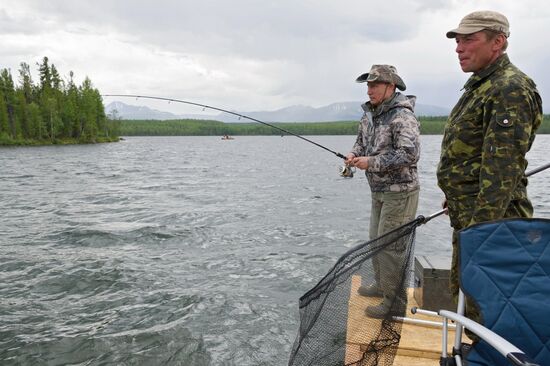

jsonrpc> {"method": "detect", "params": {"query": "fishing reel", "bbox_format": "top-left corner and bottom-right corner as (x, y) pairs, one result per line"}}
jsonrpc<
(339, 164), (355, 178)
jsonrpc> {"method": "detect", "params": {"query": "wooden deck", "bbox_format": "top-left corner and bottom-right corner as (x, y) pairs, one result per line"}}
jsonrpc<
(345, 275), (466, 365)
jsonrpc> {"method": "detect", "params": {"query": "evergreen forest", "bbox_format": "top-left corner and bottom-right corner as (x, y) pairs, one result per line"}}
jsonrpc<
(0, 57), (119, 145)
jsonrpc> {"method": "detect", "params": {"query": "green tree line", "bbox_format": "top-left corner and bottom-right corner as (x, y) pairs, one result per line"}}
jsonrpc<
(119, 115), (549, 136)
(0, 57), (119, 145)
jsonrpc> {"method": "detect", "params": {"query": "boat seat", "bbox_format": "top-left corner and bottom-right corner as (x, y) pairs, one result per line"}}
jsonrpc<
(442, 218), (550, 365)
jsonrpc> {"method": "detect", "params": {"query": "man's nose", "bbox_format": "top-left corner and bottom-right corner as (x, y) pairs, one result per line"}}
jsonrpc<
(455, 40), (464, 53)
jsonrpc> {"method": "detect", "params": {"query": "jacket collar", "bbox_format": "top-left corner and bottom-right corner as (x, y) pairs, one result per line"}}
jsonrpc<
(463, 53), (510, 90)
(362, 92), (398, 116)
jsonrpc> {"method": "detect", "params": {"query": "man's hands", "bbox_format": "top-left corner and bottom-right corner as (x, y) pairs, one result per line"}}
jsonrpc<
(351, 156), (369, 170)
(345, 153), (369, 170)
(344, 153), (355, 166)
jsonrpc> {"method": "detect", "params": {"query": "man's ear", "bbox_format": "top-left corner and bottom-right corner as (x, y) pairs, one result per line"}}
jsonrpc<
(493, 33), (507, 51)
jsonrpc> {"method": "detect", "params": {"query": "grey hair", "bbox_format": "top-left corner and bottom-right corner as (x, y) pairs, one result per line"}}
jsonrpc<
(483, 29), (509, 51)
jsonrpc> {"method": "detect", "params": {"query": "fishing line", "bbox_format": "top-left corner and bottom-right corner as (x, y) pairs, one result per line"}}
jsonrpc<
(102, 94), (347, 160)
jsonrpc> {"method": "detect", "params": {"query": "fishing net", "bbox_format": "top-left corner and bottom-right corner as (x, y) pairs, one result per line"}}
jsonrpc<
(288, 216), (425, 366)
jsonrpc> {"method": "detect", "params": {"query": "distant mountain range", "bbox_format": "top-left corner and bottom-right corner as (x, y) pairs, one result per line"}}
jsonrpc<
(105, 100), (450, 122)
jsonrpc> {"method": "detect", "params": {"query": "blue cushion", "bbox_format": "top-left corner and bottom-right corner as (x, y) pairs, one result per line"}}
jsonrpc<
(459, 218), (550, 365)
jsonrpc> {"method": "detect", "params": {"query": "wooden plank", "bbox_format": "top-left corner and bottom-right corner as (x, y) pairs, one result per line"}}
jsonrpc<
(393, 354), (440, 366)
(345, 275), (384, 365)
(399, 288), (467, 359)
(345, 275), (467, 364)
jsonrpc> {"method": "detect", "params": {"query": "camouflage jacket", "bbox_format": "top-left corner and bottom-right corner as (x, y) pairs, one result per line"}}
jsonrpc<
(350, 92), (420, 192)
(437, 54), (543, 229)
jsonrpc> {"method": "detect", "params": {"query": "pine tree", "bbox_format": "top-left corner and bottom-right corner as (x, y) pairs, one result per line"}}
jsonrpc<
(0, 89), (9, 137)
(0, 69), (19, 138)
(27, 102), (43, 139)
(18, 62), (35, 103)
(78, 77), (99, 141)
(15, 92), (30, 138)
(38, 56), (52, 92)
(36, 57), (65, 141)
(62, 71), (79, 138)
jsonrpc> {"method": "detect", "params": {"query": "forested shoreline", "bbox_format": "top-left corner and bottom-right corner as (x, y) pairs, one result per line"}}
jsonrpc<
(2, 57), (546, 143)
(0, 57), (119, 146)
(118, 115), (550, 136)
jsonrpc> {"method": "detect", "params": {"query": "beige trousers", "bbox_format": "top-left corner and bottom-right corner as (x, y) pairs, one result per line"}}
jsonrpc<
(369, 188), (419, 308)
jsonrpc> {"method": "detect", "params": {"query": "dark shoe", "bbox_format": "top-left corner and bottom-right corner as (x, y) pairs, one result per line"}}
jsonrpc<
(357, 284), (383, 297)
(365, 303), (390, 319)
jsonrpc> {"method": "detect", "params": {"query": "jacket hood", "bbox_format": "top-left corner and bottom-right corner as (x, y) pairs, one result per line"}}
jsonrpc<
(362, 92), (416, 116)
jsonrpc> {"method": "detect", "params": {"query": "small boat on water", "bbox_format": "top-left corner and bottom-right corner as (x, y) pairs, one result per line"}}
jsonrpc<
(221, 135), (234, 140)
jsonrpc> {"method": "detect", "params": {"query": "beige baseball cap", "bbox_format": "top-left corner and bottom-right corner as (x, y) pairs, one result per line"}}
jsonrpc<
(446, 10), (510, 38)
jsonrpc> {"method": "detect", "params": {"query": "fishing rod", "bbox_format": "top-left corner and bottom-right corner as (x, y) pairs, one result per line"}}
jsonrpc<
(419, 160), (550, 225)
(102, 94), (347, 161)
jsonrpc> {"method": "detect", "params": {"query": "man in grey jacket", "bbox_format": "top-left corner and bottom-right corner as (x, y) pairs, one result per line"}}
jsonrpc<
(345, 64), (420, 318)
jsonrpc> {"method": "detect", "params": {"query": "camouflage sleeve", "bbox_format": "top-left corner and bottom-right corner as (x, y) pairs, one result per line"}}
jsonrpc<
(468, 87), (541, 226)
(350, 121), (365, 157)
(367, 111), (420, 172)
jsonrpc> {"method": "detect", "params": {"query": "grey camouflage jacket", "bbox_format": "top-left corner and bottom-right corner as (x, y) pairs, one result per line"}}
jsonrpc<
(350, 92), (420, 192)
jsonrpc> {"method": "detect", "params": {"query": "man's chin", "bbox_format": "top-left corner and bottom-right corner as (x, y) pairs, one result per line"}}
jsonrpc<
(459, 61), (472, 73)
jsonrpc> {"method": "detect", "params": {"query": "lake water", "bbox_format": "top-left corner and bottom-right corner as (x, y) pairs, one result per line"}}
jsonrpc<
(1, 135), (549, 365)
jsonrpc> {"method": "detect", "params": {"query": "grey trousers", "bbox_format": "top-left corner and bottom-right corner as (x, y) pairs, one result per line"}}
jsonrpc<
(369, 188), (419, 308)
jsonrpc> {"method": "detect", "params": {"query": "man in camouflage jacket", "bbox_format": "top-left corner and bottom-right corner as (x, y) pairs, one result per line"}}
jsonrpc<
(345, 64), (420, 318)
(437, 11), (543, 330)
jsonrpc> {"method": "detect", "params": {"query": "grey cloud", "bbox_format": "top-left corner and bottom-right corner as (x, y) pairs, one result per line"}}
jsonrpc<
(5, 1), (546, 112)
(0, 8), (47, 34)
(411, 0), (454, 12)
(11, 0), (420, 59)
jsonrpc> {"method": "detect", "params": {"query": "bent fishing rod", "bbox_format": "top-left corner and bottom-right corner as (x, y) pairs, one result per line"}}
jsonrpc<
(419, 160), (550, 225)
(102, 94), (347, 160)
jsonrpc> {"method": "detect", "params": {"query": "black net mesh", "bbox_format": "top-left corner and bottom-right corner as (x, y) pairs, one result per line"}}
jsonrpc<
(288, 216), (424, 366)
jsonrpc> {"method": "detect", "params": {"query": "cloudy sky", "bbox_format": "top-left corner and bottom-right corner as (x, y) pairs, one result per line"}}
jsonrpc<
(1, 0), (548, 115)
